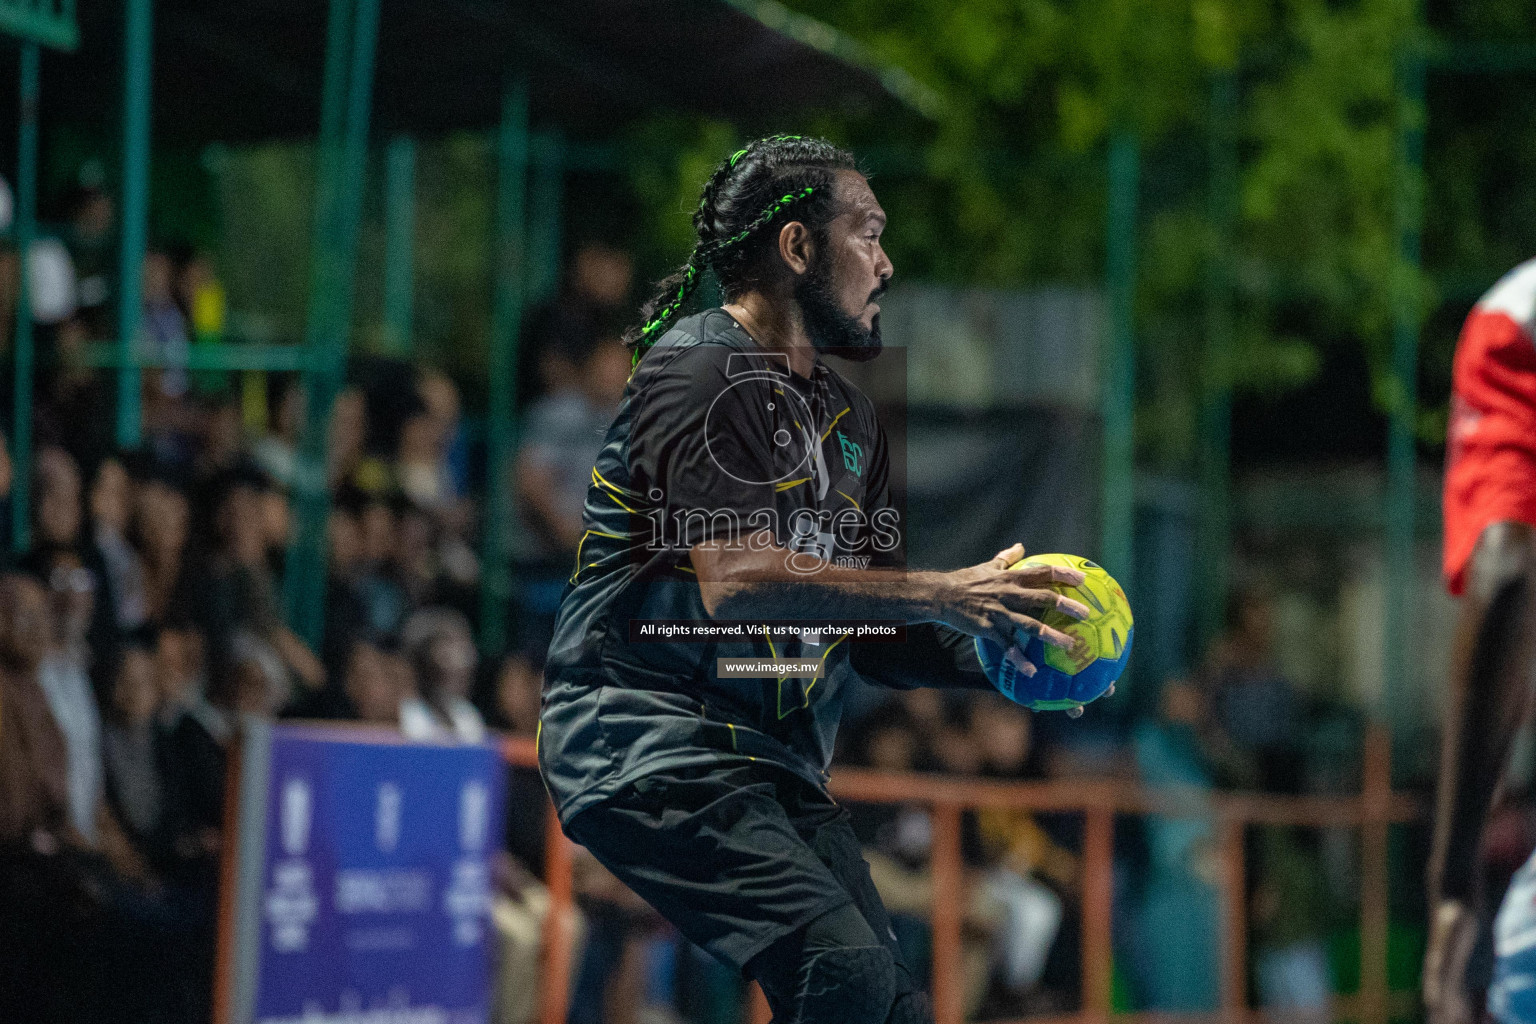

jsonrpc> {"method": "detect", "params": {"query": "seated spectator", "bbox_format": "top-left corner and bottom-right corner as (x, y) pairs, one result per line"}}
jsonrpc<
(295, 634), (407, 726)
(227, 628), (293, 717)
(196, 396), (246, 480)
(62, 177), (114, 337)
(399, 370), (480, 605)
(0, 427), (12, 545)
(100, 632), (169, 868)
(516, 241), (633, 413)
(488, 652), (542, 740)
(154, 622), (206, 739)
(25, 445), (118, 663)
(514, 339), (631, 568)
(328, 386), (375, 493)
(397, 500), (448, 608)
(175, 247), (225, 346)
(201, 467), (324, 694)
(483, 650), (548, 871)
(509, 338), (631, 653)
(344, 636), (405, 726)
(1200, 585), (1305, 793)
(159, 624), (291, 883)
(0, 571), (87, 1024)
(89, 457), (148, 632)
(321, 505), (368, 679)
(399, 606), (484, 742)
(139, 252), (203, 472)
(398, 371), (459, 513)
(344, 492), (413, 642)
(33, 550), (106, 848)
(39, 317), (114, 474)
(134, 467), (198, 629)
(251, 375), (302, 490)
(383, 645), (417, 720)
(0, 572), (69, 848)
(158, 633), (231, 849)
(420, 370), (470, 499)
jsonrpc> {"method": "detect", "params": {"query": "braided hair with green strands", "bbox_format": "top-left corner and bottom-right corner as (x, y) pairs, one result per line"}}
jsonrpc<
(624, 135), (859, 366)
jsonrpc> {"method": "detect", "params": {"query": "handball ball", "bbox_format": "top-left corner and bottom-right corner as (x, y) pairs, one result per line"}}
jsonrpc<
(974, 553), (1133, 713)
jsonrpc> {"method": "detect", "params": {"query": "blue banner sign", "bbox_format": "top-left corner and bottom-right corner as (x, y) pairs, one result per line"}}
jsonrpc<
(219, 721), (507, 1024)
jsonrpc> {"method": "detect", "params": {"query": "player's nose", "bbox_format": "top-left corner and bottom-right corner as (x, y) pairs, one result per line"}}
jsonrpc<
(874, 242), (893, 285)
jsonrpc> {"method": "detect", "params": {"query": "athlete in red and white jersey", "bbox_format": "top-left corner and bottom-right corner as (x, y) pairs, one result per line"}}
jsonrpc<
(1427, 258), (1536, 1024)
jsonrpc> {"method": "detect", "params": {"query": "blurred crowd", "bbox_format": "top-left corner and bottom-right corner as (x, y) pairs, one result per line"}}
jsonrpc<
(0, 174), (1404, 1024)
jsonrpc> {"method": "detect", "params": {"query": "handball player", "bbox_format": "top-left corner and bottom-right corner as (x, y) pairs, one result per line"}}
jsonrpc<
(537, 135), (1090, 1024)
(1427, 257), (1536, 1024)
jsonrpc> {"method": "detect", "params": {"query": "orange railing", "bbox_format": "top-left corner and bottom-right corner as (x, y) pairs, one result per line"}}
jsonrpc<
(504, 726), (1420, 1024)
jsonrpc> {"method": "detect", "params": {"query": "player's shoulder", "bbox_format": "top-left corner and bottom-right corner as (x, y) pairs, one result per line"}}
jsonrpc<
(626, 311), (758, 399)
(641, 310), (751, 363)
(625, 311), (764, 428)
(1477, 257), (1536, 333)
(815, 360), (882, 431)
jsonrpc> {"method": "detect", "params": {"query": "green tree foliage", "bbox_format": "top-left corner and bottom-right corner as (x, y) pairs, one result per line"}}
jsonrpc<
(628, 0), (1428, 467)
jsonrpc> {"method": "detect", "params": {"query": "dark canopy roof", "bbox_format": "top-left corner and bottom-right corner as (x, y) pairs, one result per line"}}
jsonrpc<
(28, 0), (921, 143)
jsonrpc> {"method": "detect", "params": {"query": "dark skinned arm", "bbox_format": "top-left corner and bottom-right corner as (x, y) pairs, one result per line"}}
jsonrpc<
(690, 534), (1089, 659)
(1425, 521), (1536, 1024)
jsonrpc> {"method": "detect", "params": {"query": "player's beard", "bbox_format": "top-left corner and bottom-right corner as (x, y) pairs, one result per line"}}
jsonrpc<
(795, 244), (884, 363)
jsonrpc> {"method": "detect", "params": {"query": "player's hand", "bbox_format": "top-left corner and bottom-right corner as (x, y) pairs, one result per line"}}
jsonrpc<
(931, 542), (1091, 658)
(1424, 899), (1477, 1024)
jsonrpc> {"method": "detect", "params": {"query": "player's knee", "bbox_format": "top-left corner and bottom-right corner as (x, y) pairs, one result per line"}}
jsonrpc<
(795, 943), (897, 1024)
(1471, 521), (1536, 600)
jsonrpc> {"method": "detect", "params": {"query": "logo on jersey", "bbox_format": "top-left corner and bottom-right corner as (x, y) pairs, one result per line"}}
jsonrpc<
(836, 431), (863, 477)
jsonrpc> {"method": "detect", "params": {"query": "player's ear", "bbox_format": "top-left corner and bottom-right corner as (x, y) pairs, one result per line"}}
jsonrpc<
(778, 220), (814, 277)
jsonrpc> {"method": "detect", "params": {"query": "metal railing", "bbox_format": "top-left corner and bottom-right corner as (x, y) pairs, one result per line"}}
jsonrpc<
(503, 726), (1421, 1024)
(0, 0), (76, 50)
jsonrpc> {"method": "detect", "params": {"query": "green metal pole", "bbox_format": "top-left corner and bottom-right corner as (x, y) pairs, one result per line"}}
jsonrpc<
(1101, 132), (1139, 590)
(282, 0), (352, 631)
(479, 77), (529, 657)
(527, 130), (564, 306)
(382, 134), (416, 357)
(1384, 53), (1425, 733)
(114, 0), (153, 449)
(283, 0), (380, 646)
(1197, 72), (1237, 652)
(330, 0), (379, 335)
(11, 42), (38, 554)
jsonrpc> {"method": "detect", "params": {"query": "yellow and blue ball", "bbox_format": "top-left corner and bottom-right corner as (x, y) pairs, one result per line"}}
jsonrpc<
(974, 553), (1133, 713)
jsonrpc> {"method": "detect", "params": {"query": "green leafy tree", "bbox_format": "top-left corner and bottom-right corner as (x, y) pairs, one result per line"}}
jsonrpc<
(629, 0), (1428, 468)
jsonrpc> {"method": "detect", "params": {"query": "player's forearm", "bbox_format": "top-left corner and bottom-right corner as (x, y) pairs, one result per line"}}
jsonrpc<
(1429, 540), (1536, 906)
(700, 564), (952, 623)
(692, 534), (950, 623)
(1429, 645), (1504, 906)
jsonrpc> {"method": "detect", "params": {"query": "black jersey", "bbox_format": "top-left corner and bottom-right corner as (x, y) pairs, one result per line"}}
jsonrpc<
(537, 309), (912, 822)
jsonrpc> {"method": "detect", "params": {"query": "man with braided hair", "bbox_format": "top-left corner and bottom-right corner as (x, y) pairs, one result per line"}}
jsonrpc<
(538, 135), (1090, 1024)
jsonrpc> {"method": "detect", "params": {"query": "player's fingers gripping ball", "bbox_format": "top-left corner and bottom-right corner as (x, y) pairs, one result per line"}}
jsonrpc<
(975, 553), (1133, 715)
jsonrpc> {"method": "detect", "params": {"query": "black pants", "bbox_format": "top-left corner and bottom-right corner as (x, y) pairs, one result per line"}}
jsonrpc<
(564, 763), (929, 1023)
